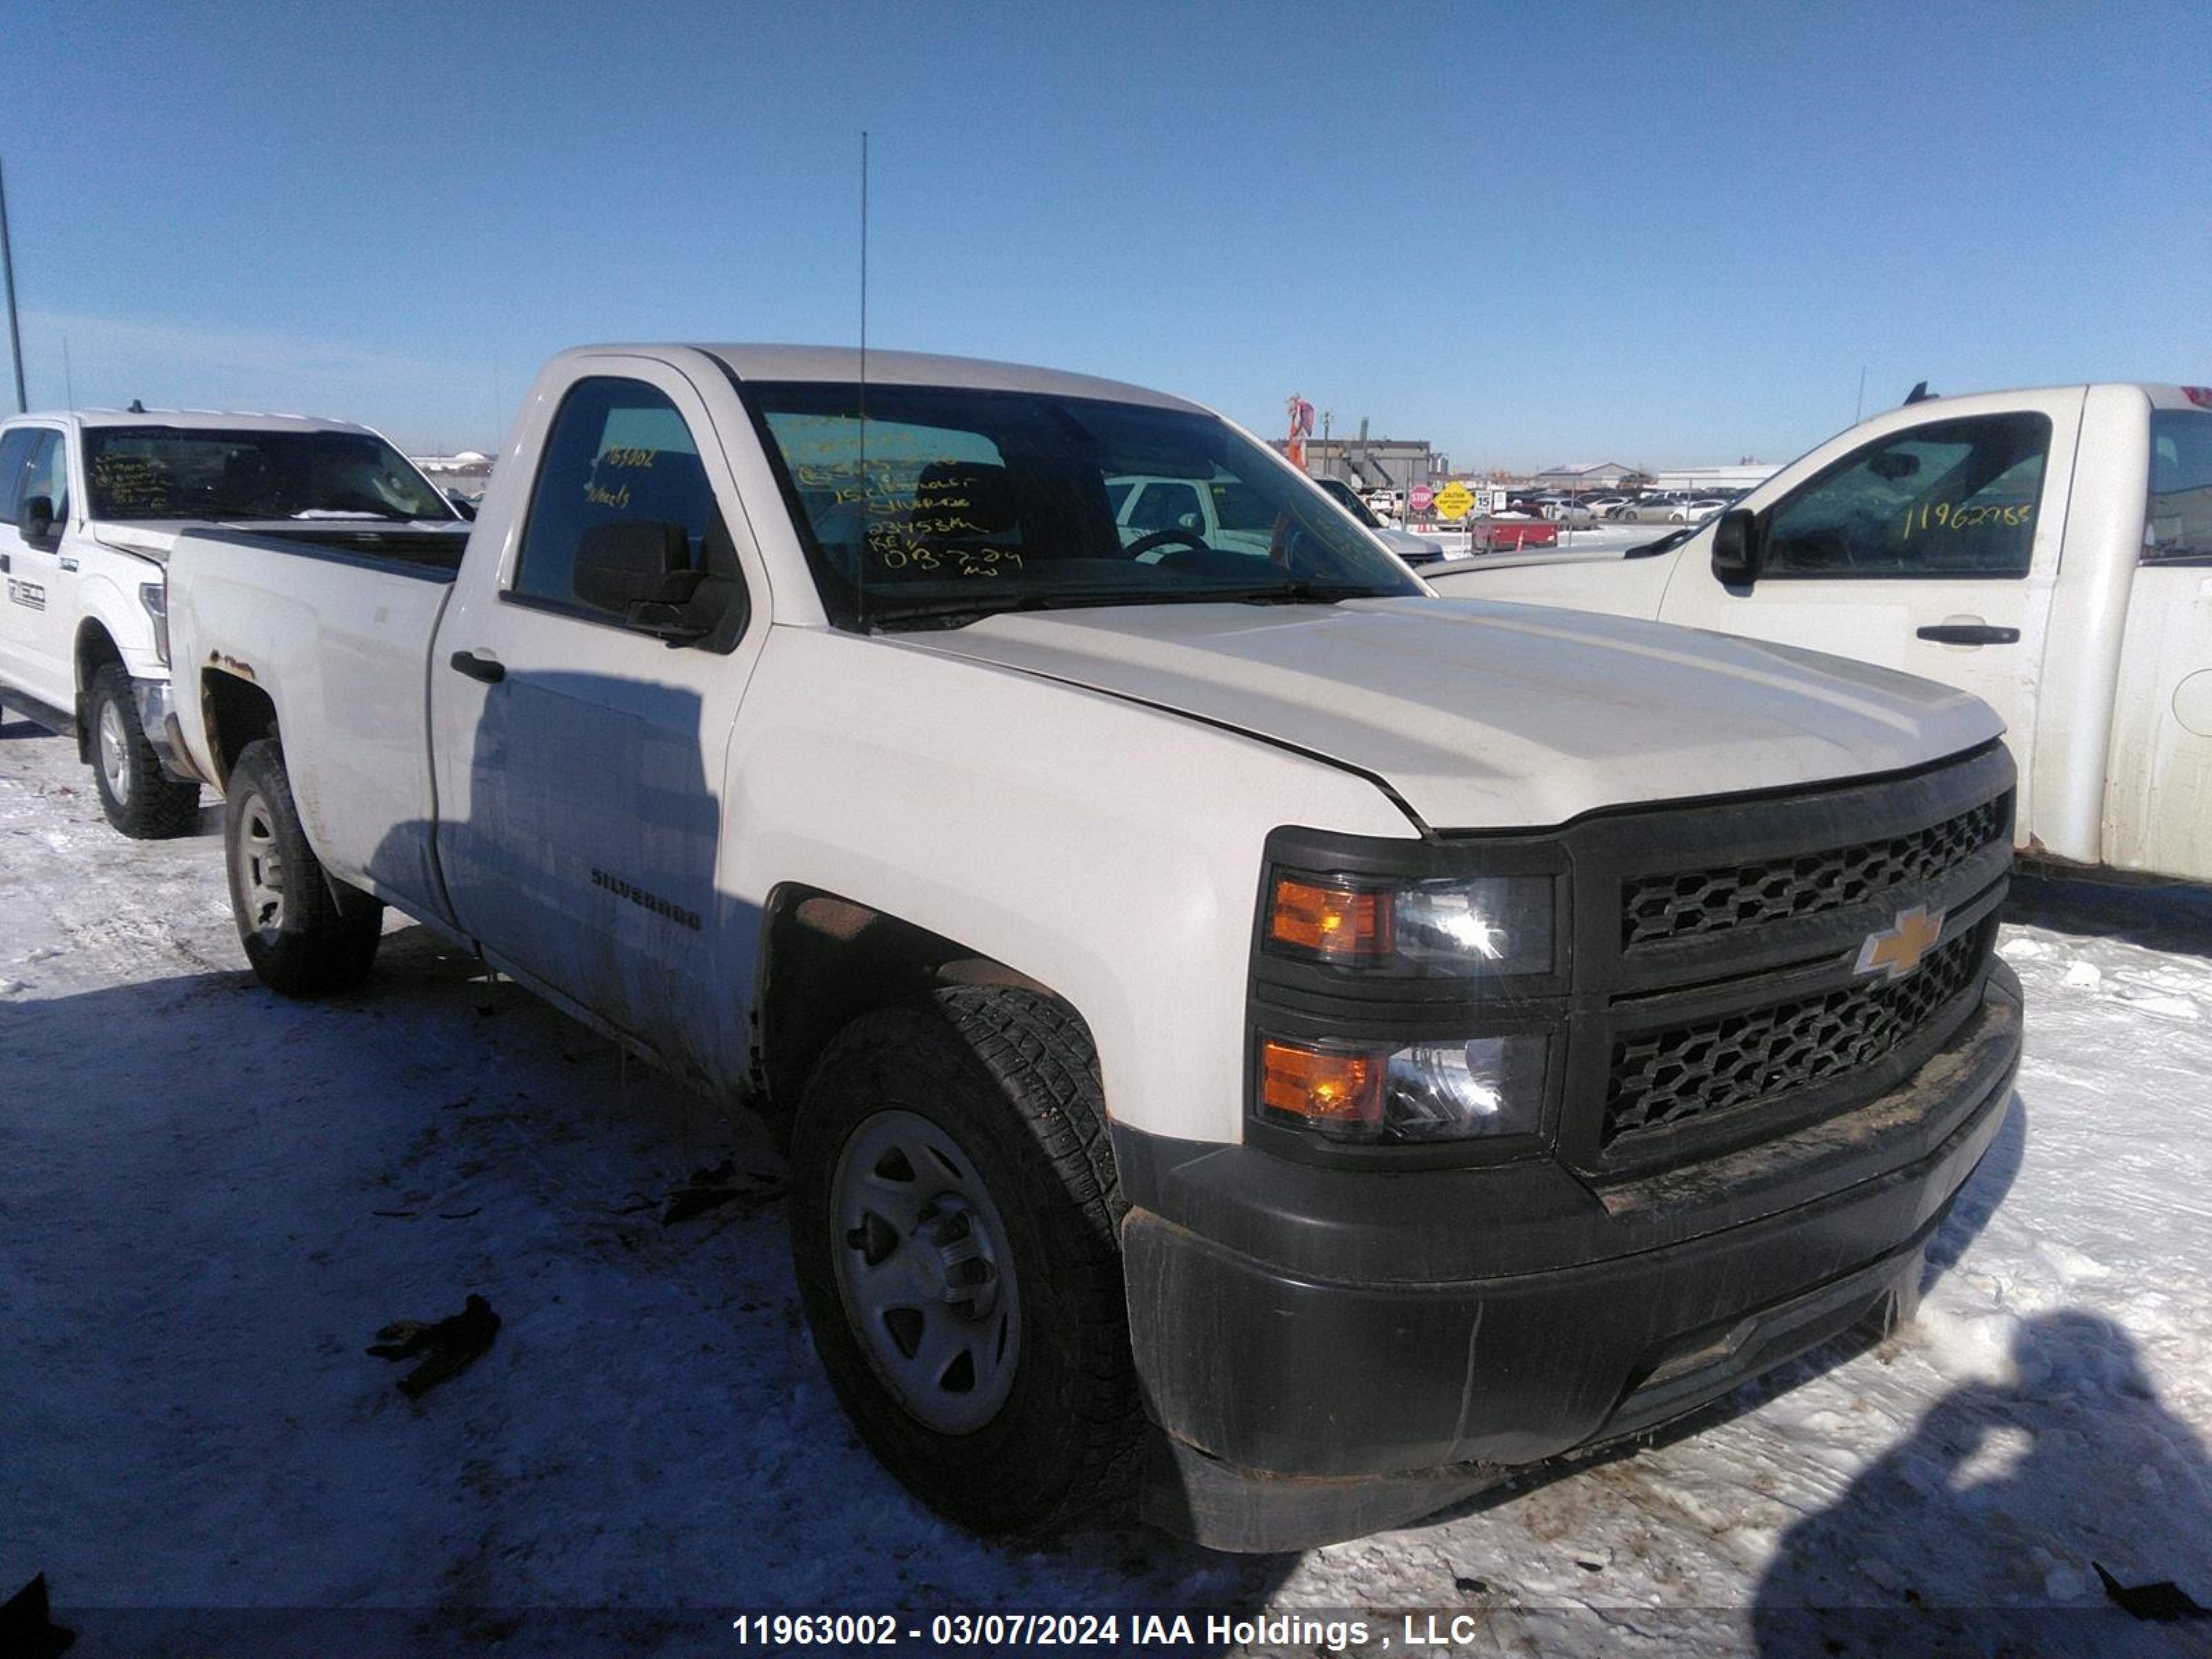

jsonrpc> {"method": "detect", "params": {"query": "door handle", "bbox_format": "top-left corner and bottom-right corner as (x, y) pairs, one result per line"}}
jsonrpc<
(448, 649), (506, 684)
(1915, 624), (2019, 646)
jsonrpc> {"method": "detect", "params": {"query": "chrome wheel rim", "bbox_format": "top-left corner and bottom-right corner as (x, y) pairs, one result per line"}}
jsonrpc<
(97, 698), (131, 805)
(233, 791), (285, 940)
(831, 1109), (1020, 1435)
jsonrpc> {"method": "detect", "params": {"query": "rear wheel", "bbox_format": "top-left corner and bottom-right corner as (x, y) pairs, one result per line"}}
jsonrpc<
(223, 738), (383, 997)
(88, 664), (200, 838)
(789, 986), (1141, 1535)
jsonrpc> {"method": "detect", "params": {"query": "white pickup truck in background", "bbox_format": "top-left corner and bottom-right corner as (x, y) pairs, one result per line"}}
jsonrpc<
(164, 344), (2022, 1551)
(0, 410), (462, 836)
(1430, 384), (2212, 885)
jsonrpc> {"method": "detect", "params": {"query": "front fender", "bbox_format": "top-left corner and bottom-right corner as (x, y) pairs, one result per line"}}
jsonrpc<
(73, 577), (165, 689)
(720, 627), (1416, 1144)
(1425, 547), (1680, 621)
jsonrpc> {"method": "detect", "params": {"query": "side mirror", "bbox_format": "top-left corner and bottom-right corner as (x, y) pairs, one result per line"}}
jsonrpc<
(445, 489), (478, 521)
(1710, 508), (1763, 586)
(17, 494), (55, 541)
(574, 520), (706, 638)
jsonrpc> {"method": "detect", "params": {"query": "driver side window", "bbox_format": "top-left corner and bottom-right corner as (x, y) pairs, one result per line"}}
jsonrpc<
(512, 376), (747, 646)
(1763, 413), (2050, 579)
(0, 429), (37, 523)
(18, 431), (69, 526)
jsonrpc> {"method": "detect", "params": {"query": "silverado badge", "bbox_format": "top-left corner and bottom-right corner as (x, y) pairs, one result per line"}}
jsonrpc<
(1855, 904), (1945, 982)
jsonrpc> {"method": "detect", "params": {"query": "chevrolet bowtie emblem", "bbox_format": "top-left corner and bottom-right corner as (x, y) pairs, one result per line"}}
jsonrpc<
(1855, 904), (1946, 981)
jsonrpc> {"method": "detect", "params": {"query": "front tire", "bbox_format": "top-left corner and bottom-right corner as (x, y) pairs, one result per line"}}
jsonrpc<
(88, 664), (200, 838)
(789, 987), (1141, 1536)
(223, 738), (383, 997)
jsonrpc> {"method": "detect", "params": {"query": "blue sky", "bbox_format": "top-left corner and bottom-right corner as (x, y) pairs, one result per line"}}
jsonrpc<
(5, 0), (2206, 467)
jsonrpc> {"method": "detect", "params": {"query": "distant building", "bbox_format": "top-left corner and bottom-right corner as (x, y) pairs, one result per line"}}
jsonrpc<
(1531, 462), (1652, 492)
(1647, 463), (1777, 494)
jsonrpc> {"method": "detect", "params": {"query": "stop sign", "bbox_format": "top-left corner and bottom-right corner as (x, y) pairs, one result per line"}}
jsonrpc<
(1409, 485), (1434, 513)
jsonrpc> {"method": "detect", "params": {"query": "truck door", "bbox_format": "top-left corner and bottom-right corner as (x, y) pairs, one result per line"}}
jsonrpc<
(429, 366), (764, 1085)
(2103, 401), (2212, 882)
(0, 426), (39, 695)
(1658, 392), (2081, 836)
(0, 425), (79, 711)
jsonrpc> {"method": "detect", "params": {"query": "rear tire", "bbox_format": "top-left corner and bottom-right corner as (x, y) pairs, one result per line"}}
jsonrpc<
(88, 664), (200, 838)
(789, 986), (1141, 1536)
(223, 738), (383, 997)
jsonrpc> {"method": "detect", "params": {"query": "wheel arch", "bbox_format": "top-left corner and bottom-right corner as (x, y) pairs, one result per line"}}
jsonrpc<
(196, 668), (279, 794)
(71, 619), (125, 758)
(749, 884), (1089, 1134)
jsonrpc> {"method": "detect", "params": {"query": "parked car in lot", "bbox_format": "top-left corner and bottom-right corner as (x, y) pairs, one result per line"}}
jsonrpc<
(1430, 382), (2212, 884)
(164, 342), (2022, 1553)
(1671, 497), (1730, 522)
(1465, 508), (1561, 550)
(0, 410), (463, 835)
(1311, 475), (1448, 565)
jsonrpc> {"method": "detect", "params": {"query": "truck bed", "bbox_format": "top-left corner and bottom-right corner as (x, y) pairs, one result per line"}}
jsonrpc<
(196, 524), (471, 579)
(168, 525), (465, 927)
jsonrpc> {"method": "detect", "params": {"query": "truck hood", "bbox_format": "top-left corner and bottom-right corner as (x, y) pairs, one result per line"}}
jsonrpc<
(1425, 545), (1641, 576)
(88, 521), (199, 565)
(1376, 526), (1447, 561)
(904, 597), (2003, 829)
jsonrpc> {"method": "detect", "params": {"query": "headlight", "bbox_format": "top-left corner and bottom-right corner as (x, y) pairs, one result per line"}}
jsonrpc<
(1267, 870), (1555, 976)
(1257, 1032), (1548, 1143)
(138, 581), (171, 667)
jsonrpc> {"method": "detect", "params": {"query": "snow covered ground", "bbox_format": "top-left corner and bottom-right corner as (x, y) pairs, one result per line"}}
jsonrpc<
(5, 719), (2211, 1657)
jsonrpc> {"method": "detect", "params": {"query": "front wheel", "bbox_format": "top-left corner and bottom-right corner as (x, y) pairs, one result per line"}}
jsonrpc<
(789, 987), (1142, 1536)
(88, 664), (200, 838)
(223, 738), (384, 997)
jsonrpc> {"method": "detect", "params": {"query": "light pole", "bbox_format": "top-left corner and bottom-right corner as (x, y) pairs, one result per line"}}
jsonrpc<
(0, 156), (26, 413)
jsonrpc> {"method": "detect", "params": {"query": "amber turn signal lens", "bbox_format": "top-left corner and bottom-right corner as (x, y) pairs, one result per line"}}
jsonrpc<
(1258, 1038), (1383, 1131)
(1269, 877), (1391, 959)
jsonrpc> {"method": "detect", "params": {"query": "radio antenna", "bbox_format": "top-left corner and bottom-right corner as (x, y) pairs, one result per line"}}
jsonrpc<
(856, 129), (871, 631)
(859, 129), (870, 407)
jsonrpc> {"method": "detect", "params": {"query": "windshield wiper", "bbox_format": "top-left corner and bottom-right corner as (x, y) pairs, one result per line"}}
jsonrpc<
(1203, 581), (1383, 606)
(865, 581), (1387, 632)
(1626, 527), (1694, 559)
(864, 590), (1068, 631)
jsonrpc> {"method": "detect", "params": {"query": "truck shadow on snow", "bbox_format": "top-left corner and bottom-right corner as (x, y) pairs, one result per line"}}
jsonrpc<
(2005, 873), (2212, 961)
(5, 941), (1295, 1652)
(1749, 1306), (2212, 1658)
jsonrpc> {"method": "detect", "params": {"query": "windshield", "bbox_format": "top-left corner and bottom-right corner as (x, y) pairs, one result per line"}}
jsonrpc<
(739, 382), (1423, 629)
(83, 427), (458, 523)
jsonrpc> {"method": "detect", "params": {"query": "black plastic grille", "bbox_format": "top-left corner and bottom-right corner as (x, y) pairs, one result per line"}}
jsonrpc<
(1604, 925), (1989, 1146)
(1622, 798), (2007, 948)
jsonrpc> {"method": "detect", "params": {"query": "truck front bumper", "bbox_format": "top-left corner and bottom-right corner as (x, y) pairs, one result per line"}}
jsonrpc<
(127, 676), (201, 785)
(1116, 963), (2021, 1553)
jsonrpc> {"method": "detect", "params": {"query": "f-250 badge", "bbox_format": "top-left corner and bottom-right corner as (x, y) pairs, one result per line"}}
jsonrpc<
(6, 578), (45, 611)
(1855, 904), (1944, 981)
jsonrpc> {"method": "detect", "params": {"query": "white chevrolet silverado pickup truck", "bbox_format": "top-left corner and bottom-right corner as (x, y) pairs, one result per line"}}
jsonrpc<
(0, 409), (462, 836)
(1430, 384), (2212, 885)
(165, 344), (2024, 1550)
